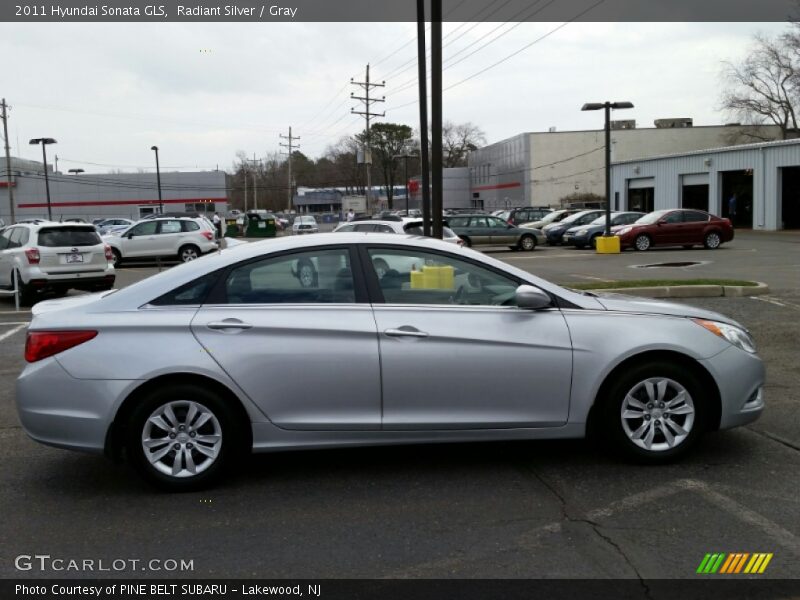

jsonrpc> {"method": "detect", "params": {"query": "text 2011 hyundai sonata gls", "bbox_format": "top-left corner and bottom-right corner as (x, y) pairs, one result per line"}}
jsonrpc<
(16, 233), (765, 491)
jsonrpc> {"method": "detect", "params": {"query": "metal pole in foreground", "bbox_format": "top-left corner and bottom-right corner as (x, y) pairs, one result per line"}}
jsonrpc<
(604, 102), (611, 236)
(430, 0), (443, 239)
(1, 99), (15, 224)
(41, 143), (53, 221)
(416, 0), (431, 237)
(151, 146), (163, 214)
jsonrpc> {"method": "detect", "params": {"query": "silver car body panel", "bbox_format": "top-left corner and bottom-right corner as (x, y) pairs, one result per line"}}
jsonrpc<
(16, 233), (764, 455)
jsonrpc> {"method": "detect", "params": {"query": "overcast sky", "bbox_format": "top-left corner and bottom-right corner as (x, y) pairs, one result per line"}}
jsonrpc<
(0, 21), (788, 174)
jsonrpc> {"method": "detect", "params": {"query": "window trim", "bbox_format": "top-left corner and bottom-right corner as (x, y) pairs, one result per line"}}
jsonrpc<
(357, 243), (550, 308)
(203, 244), (369, 306)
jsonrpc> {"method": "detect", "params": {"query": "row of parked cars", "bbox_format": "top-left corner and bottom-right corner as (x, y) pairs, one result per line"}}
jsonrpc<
(0, 215), (219, 304)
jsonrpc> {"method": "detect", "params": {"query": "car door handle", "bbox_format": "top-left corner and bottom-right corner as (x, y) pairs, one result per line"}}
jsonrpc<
(384, 327), (429, 338)
(207, 319), (253, 331)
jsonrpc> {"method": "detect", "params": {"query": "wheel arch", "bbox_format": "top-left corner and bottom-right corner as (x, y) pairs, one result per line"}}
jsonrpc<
(105, 372), (253, 461)
(585, 349), (722, 439)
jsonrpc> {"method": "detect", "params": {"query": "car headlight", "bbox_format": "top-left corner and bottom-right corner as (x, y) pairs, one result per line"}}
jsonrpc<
(617, 226), (632, 235)
(575, 229), (588, 236)
(693, 319), (757, 353)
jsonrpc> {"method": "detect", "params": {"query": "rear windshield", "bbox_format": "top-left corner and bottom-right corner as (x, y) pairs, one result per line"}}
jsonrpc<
(37, 227), (102, 247)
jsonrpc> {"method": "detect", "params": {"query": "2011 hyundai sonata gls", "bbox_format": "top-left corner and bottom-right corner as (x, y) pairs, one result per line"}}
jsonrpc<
(16, 233), (764, 491)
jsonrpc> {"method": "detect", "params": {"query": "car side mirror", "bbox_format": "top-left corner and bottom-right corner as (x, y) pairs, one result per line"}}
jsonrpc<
(515, 285), (551, 310)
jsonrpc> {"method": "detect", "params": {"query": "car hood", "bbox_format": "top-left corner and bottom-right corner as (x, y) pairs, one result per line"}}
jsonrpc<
(591, 292), (741, 326)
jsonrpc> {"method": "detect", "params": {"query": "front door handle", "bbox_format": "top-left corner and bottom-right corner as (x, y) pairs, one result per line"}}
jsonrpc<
(384, 327), (429, 338)
(207, 319), (253, 331)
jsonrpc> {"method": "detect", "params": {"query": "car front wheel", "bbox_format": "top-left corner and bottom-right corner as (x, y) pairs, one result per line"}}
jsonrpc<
(126, 384), (241, 491)
(599, 361), (706, 462)
(634, 234), (651, 251)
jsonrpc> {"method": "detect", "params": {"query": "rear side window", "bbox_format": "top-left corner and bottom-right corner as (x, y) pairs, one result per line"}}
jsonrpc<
(37, 227), (101, 247)
(149, 271), (222, 306)
(683, 211), (709, 223)
(182, 221), (200, 232)
(448, 217), (468, 227)
(159, 221), (182, 234)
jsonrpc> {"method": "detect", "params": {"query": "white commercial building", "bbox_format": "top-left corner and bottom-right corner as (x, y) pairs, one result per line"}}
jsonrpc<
(610, 138), (800, 231)
(468, 121), (783, 211)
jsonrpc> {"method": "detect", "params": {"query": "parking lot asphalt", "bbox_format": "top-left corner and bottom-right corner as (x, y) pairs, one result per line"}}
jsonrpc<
(0, 231), (798, 580)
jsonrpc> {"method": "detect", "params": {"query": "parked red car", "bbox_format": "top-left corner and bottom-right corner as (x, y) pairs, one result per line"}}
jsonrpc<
(613, 209), (734, 251)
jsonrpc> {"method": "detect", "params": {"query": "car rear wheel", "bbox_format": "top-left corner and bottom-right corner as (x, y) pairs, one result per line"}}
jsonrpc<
(634, 234), (652, 251)
(703, 231), (722, 249)
(126, 384), (242, 491)
(178, 244), (200, 262)
(12, 271), (36, 306)
(518, 235), (536, 251)
(599, 361), (706, 462)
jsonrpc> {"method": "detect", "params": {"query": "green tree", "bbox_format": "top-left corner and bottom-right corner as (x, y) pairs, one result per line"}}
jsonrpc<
(358, 122), (414, 208)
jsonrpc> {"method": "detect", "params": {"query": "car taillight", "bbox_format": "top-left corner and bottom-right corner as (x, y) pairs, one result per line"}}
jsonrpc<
(202, 231), (214, 240)
(457, 239), (465, 246)
(104, 244), (113, 261)
(25, 248), (40, 264)
(25, 330), (98, 363)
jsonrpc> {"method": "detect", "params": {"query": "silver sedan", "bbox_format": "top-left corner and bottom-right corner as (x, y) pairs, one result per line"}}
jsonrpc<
(16, 233), (764, 491)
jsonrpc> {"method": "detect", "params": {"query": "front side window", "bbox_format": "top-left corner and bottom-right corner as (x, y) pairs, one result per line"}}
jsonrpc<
(353, 223), (376, 232)
(367, 248), (519, 307)
(224, 248), (354, 304)
(130, 221), (158, 236)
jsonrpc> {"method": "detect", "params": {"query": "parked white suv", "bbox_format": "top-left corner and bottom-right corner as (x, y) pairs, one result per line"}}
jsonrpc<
(0, 221), (115, 304)
(292, 215), (319, 234)
(333, 218), (463, 245)
(104, 217), (218, 266)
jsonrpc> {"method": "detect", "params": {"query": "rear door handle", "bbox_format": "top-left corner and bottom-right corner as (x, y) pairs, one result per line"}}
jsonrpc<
(207, 319), (253, 331)
(384, 327), (429, 338)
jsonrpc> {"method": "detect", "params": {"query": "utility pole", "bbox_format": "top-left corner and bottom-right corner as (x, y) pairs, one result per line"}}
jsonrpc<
(54, 154), (58, 174)
(279, 127), (300, 212)
(351, 65), (385, 214)
(431, 0), (444, 239)
(1, 99), (15, 223)
(416, 0), (431, 236)
(246, 155), (261, 211)
(242, 159), (248, 213)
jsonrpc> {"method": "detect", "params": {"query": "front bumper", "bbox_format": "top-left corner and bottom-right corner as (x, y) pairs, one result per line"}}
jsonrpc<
(699, 345), (765, 430)
(16, 357), (132, 454)
(545, 229), (566, 244)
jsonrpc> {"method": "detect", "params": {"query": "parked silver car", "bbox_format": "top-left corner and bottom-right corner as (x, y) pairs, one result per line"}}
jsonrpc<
(16, 233), (764, 491)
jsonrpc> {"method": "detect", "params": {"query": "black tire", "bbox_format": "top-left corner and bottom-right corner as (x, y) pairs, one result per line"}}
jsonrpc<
(372, 257), (390, 279)
(111, 248), (122, 267)
(14, 273), (36, 306)
(518, 234), (536, 252)
(634, 234), (652, 251)
(703, 231), (722, 249)
(591, 234), (601, 249)
(598, 361), (708, 463)
(296, 258), (318, 288)
(460, 236), (472, 248)
(178, 244), (201, 263)
(682, 245), (694, 250)
(125, 383), (244, 492)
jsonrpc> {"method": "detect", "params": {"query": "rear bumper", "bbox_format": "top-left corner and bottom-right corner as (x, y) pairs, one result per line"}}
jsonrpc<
(23, 267), (115, 290)
(16, 358), (132, 454)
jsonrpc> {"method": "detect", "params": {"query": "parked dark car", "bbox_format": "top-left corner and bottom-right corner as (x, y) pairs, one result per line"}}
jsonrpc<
(541, 209), (605, 245)
(613, 209), (734, 251)
(562, 211), (645, 249)
(447, 214), (544, 251)
(497, 206), (553, 226)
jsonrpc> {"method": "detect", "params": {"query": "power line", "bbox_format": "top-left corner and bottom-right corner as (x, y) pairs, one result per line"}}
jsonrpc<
(350, 64), (385, 211)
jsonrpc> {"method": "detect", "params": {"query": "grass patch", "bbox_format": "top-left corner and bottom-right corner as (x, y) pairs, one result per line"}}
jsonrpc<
(565, 278), (759, 290)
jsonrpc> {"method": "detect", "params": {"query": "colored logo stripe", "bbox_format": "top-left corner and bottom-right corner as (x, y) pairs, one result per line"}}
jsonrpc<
(697, 552), (773, 574)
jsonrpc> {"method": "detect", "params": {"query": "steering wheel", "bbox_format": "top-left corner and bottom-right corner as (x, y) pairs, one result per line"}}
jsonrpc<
(450, 285), (467, 305)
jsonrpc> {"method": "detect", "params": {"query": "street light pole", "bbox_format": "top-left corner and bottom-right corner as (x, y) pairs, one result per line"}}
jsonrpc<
(150, 145), (163, 214)
(29, 138), (56, 221)
(581, 101), (634, 237)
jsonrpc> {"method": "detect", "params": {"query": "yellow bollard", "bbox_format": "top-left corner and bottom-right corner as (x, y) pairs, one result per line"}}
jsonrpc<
(595, 235), (621, 254)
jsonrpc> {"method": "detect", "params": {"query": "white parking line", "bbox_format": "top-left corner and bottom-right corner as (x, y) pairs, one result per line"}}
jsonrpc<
(0, 324), (27, 343)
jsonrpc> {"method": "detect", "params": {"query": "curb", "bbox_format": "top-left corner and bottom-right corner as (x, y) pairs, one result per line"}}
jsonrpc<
(583, 281), (770, 299)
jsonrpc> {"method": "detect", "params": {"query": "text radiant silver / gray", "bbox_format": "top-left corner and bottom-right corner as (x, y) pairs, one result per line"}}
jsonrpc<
(16, 233), (764, 491)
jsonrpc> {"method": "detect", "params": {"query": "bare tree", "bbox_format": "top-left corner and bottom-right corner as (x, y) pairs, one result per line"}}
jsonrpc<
(442, 121), (486, 167)
(721, 33), (799, 140)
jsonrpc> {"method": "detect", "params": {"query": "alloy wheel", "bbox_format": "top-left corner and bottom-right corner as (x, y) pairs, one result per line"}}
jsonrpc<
(141, 400), (222, 478)
(181, 247), (199, 262)
(620, 377), (695, 452)
(705, 232), (721, 249)
(635, 235), (651, 251)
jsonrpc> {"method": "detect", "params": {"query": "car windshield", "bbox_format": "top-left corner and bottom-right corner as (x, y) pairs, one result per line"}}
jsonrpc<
(635, 210), (671, 225)
(37, 227), (102, 247)
(560, 211), (593, 225)
(540, 211), (564, 224)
